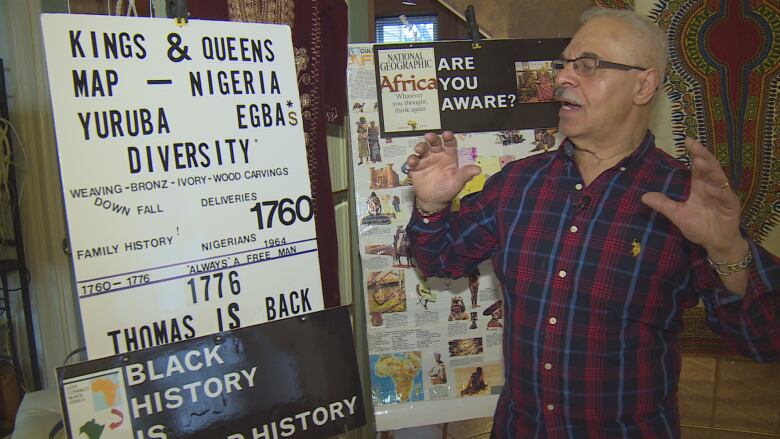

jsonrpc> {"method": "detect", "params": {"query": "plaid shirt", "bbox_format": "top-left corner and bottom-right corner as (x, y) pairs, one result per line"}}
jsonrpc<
(407, 132), (780, 438)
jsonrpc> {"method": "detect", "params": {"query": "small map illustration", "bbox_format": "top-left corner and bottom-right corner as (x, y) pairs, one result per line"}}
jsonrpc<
(91, 376), (122, 410)
(370, 351), (424, 405)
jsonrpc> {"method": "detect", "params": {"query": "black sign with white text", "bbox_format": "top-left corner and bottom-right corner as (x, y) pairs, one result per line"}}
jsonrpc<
(57, 306), (366, 439)
(374, 39), (570, 137)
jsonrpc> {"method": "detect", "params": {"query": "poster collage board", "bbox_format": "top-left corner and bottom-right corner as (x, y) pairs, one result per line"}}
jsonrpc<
(348, 39), (568, 430)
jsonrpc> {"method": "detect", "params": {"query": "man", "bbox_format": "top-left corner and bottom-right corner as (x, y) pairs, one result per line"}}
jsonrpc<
(405, 7), (780, 438)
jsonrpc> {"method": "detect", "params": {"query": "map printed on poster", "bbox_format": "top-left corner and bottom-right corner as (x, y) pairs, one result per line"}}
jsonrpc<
(58, 307), (366, 439)
(349, 43), (566, 431)
(374, 39), (568, 137)
(40, 14), (323, 358)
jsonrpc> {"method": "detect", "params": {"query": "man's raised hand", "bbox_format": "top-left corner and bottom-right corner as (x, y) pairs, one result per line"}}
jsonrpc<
(406, 131), (481, 212)
(641, 137), (746, 260)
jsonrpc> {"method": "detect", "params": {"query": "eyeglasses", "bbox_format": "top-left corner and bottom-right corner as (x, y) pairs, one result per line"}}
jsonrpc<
(551, 56), (648, 77)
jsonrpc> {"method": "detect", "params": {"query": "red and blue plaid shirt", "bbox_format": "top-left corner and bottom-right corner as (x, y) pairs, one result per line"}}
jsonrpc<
(407, 132), (780, 438)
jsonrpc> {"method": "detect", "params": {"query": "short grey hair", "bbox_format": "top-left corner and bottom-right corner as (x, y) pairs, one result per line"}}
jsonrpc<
(580, 7), (668, 79)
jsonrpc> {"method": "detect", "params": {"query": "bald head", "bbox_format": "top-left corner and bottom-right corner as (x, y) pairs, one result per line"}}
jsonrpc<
(580, 7), (668, 82)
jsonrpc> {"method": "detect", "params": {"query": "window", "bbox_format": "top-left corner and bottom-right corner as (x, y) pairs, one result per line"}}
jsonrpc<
(376, 14), (438, 43)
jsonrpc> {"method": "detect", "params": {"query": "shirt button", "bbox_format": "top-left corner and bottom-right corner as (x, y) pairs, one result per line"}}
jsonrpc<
(619, 166), (627, 172)
(574, 183), (583, 191)
(558, 270), (567, 278)
(548, 317), (557, 325)
(546, 404), (555, 411)
(569, 225), (578, 233)
(422, 218), (430, 224)
(544, 363), (553, 370)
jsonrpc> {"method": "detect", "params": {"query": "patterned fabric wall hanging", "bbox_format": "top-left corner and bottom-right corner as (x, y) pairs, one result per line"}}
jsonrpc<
(596, 0), (780, 243)
(596, 0), (780, 242)
(650, 0), (780, 242)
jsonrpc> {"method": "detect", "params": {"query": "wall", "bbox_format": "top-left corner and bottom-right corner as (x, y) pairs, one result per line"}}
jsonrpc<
(439, 0), (592, 38)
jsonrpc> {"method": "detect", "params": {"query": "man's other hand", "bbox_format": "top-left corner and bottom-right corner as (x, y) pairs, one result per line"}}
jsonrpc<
(406, 131), (481, 212)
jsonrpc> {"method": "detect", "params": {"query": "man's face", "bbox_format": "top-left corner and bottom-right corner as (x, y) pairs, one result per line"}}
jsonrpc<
(555, 17), (644, 143)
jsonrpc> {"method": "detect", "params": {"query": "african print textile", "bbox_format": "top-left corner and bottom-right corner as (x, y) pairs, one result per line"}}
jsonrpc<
(649, 0), (780, 243)
(594, 0), (780, 243)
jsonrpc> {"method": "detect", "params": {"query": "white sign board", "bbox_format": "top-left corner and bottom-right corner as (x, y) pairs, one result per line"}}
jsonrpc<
(41, 14), (323, 358)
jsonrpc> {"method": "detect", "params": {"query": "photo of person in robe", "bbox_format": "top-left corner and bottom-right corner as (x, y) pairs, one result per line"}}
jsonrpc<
(368, 120), (381, 163)
(356, 116), (369, 164)
(428, 352), (447, 385)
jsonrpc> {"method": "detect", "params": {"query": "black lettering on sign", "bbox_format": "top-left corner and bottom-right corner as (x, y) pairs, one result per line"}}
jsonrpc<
(78, 107), (170, 141)
(68, 30), (146, 60)
(127, 138), (250, 174)
(265, 288), (312, 321)
(189, 70), (281, 97)
(216, 302), (241, 331)
(235, 103), (290, 129)
(69, 184), (123, 199)
(200, 36), (274, 62)
(106, 315), (196, 354)
(72, 69), (119, 97)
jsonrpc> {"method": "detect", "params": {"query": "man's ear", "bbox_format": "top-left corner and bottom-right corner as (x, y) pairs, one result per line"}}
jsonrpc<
(634, 68), (660, 105)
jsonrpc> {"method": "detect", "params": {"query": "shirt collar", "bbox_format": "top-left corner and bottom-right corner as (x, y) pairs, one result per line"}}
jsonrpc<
(558, 130), (656, 167)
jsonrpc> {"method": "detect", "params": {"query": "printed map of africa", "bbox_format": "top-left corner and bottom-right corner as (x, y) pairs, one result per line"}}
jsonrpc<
(374, 352), (422, 401)
(91, 378), (120, 407)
